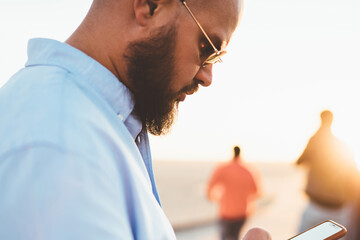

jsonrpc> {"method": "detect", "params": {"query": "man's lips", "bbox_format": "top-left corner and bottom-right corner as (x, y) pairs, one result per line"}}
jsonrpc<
(178, 89), (197, 101)
(176, 84), (199, 102)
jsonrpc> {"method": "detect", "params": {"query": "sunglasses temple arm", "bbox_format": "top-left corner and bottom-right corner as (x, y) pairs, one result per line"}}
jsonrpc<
(180, 1), (219, 52)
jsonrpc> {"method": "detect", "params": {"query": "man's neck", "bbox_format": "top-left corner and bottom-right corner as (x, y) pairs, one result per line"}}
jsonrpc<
(65, 4), (130, 89)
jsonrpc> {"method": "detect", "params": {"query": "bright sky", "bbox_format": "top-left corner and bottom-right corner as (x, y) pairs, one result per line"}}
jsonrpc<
(1, 0), (360, 164)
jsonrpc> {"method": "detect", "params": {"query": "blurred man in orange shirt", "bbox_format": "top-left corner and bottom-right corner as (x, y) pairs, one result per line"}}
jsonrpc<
(207, 146), (261, 240)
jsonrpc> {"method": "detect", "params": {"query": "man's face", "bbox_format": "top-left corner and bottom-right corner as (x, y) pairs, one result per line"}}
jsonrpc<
(124, 23), (199, 136)
(124, 0), (241, 136)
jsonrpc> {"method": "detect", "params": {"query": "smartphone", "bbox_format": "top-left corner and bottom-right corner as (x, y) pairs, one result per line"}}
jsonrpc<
(288, 220), (347, 240)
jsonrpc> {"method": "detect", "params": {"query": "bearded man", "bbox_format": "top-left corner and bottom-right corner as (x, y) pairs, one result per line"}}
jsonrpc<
(0, 0), (271, 239)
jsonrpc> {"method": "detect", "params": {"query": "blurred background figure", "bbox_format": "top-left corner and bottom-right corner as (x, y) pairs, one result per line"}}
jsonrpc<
(207, 146), (261, 240)
(295, 110), (357, 237)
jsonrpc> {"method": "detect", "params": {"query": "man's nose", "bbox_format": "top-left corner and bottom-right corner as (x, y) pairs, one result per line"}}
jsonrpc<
(194, 64), (213, 87)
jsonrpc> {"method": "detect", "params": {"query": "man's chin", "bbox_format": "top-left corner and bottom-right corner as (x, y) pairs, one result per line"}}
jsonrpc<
(145, 102), (179, 136)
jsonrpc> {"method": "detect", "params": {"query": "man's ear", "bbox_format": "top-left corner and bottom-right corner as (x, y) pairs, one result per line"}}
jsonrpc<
(133, 0), (171, 26)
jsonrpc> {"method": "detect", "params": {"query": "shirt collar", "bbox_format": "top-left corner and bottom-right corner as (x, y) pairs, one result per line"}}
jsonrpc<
(25, 38), (142, 139)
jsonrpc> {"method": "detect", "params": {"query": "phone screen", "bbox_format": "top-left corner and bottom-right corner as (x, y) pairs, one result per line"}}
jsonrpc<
(289, 221), (345, 240)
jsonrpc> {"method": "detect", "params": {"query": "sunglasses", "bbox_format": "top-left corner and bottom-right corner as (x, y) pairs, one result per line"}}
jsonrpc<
(180, 0), (227, 67)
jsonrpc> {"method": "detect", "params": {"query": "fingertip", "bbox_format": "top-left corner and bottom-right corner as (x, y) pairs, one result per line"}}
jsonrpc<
(242, 227), (271, 240)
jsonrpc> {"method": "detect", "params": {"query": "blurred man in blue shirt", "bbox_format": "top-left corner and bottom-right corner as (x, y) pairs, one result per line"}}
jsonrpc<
(0, 0), (271, 239)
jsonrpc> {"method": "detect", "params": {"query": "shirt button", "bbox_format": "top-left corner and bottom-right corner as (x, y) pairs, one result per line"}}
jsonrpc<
(118, 114), (124, 121)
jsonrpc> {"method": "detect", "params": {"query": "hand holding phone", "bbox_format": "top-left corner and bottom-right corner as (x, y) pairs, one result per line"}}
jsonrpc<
(288, 220), (347, 240)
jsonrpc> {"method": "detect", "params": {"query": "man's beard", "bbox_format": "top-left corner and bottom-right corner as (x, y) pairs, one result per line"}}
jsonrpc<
(123, 24), (198, 136)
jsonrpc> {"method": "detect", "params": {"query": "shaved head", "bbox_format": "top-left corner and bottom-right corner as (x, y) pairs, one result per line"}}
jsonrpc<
(180, 0), (243, 47)
(185, 0), (243, 25)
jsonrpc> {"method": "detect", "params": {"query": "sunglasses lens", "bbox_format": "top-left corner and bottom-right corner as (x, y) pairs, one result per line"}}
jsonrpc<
(204, 51), (227, 65)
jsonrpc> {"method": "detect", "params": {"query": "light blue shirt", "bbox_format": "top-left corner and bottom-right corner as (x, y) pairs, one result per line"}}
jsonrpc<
(0, 38), (176, 240)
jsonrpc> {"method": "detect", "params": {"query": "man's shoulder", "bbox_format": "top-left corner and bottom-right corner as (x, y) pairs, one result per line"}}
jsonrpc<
(0, 66), (124, 155)
(1, 64), (76, 100)
(1, 66), (95, 120)
(215, 161), (242, 172)
(1, 63), (110, 112)
(215, 161), (232, 169)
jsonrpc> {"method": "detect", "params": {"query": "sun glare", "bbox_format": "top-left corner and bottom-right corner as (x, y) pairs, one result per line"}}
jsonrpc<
(333, 116), (360, 170)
